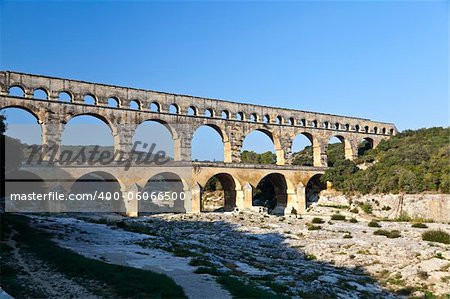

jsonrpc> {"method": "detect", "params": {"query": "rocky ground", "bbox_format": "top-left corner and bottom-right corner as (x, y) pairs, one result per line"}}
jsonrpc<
(14, 206), (449, 299)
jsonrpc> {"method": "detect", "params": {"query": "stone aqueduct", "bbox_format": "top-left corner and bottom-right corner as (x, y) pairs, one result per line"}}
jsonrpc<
(1, 71), (397, 216)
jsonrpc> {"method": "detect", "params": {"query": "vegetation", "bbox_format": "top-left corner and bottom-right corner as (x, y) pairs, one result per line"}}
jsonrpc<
(240, 150), (276, 164)
(373, 229), (401, 239)
(368, 221), (381, 228)
(321, 127), (450, 194)
(349, 218), (358, 223)
(360, 203), (373, 214)
(422, 230), (450, 244)
(311, 217), (325, 224)
(331, 214), (346, 221)
(1, 214), (186, 298)
(411, 223), (428, 229)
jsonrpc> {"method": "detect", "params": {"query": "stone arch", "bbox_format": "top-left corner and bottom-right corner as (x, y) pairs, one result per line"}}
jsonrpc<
(221, 110), (230, 119)
(357, 137), (374, 156)
(133, 118), (177, 159)
(263, 114), (270, 123)
(289, 117), (295, 126)
(69, 171), (125, 213)
(204, 108), (215, 117)
(192, 124), (229, 162)
(291, 132), (315, 166)
(0, 105), (42, 124)
(326, 134), (355, 163)
(169, 103), (180, 114)
(130, 100), (141, 110)
(84, 94), (97, 105)
(187, 106), (198, 116)
(107, 97), (120, 108)
(241, 128), (282, 164)
(236, 112), (245, 121)
(305, 174), (326, 207)
(58, 91), (72, 102)
(33, 88), (48, 100)
(150, 101), (161, 112)
(141, 172), (187, 214)
(250, 113), (258, 122)
(200, 172), (239, 212)
(8, 84), (26, 97)
(253, 173), (289, 214)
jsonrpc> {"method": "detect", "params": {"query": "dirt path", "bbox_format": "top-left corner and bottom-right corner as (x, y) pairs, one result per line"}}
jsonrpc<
(31, 215), (231, 299)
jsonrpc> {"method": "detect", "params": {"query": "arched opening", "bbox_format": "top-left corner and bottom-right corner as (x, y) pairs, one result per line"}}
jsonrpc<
(205, 108), (214, 118)
(291, 133), (313, 166)
(382, 128), (387, 135)
(133, 120), (174, 159)
(300, 119), (306, 126)
(358, 137), (374, 156)
(141, 172), (185, 214)
(169, 104), (179, 114)
(311, 120), (318, 128)
(306, 174), (326, 207)
(390, 128), (395, 135)
(61, 115), (115, 161)
(355, 125), (360, 132)
(250, 113), (258, 122)
(201, 173), (236, 212)
(192, 125), (223, 162)
(323, 121), (329, 129)
(107, 97), (119, 108)
(70, 171), (125, 213)
(150, 102), (160, 112)
(59, 91), (72, 103)
(84, 94), (96, 105)
(345, 124), (350, 131)
(289, 118), (295, 126)
(335, 123), (340, 130)
(236, 112), (244, 121)
(187, 106), (197, 116)
(263, 115), (270, 124)
(364, 126), (369, 133)
(241, 130), (276, 164)
(8, 86), (25, 97)
(374, 127), (378, 134)
(326, 136), (345, 167)
(253, 173), (287, 214)
(221, 110), (229, 119)
(33, 88), (48, 100)
(130, 100), (140, 110)
(276, 116), (283, 125)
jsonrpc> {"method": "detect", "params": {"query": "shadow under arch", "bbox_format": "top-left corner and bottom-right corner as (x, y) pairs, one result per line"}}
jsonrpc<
(253, 173), (288, 214)
(140, 172), (186, 214)
(305, 174), (326, 207)
(201, 172), (239, 212)
(69, 171), (125, 213)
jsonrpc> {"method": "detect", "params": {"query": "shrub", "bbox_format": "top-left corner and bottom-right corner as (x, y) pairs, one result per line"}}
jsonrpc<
(311, 217), (325, 224)
(349, 218), (358, 223)
(422, 230), (450, 244)
(349, 207), (359, 213)
(343, 234), (352, 239)
(411, 223), (428, 229)
(331, 214), (346, 221)
(374, 229), (401, 238)
(304, 254), (317, 260)
(395, 212), (412, 222)
(368, 220), (381, 228)
(361, 203), (373, 214)
(307, 225), (322, 231)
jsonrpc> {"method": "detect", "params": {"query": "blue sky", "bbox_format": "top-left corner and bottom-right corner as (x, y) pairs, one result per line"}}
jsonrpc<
(1, 0), (448, 161)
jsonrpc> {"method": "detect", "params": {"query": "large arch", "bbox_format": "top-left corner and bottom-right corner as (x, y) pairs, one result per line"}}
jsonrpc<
(132, 119), (176, 159)
(241, 129), (280, 164)
(69, 171), (125, 213)
(291, 132), (314, 166)
(357, 137), (375, 157)
(252, 173), (288, 214)
(201, 173), (238, 212)
(141, 172), (186, 214)
(305, 174), (326, 207)
(192, 124), (227, 162)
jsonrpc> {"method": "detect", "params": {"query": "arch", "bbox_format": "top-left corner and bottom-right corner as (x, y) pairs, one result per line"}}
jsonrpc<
(187, 106), (197, 116)
(364, 125), (369, 133)
(382, 127), (387, 135)
(289, 117), (295, 126)
(323, 121), (329, 129)
(311, 120), (318, 128)
(33, 88), (48, 100)
(0, 106), (42, 146)
(305, 174), (326, 207)
(374, 127), (378, 134)
(107, 97), (120, 108)
(5, 170), (47, 200)
(192, 124), (226, 162)
(253, 173), (288, 214)
(357, 137), (374, 156)
(70, 171), (125, 213)
(8, 85), (25, 97)
(205, 108), (215, 118)
(345, 124), (350, 131)
(291, 132), (314, 166)
(150, 101), (161, 112)
(58, 91), (72, 103)
(300, 118), (306, 126)
(276, 115), (283, 125)
(263, 114), (270, 124)
(250, 113), (258, 122)
(201, 173), (238, 212)
(335, 123), (340, 130)
(241, 129), (277, 164)
(141, 172), (186, 214)
(129, 100), (140, 110)
(326, 136), (345, 167)
(133, 119), (176, 158)
(169, 104), (179, 114)
(355, 124), (360, 132)
(236, 112), (245, 121)
(84, 94), (97, 105)
(390, 128), (395, 135)
(221, 110), (230, 119)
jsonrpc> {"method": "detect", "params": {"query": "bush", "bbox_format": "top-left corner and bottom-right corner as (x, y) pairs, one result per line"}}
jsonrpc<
(411, 223), (428, 229)
(374, 229), (401, 238)
(307, 225), (322, 231)
(331, 214), (346, 221)
(311, 217), (325, 224)
(343, 234), (352, 239)
(349, 218), (358, 223)
(395, 212), (412, 222)
(368, 220), (381, 228)
(361, 203), (373, 214)
(304, 254), (317, 260)
(422, 230), (450, 244)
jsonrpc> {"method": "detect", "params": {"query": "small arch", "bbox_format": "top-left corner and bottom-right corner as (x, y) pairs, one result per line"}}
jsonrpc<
(263, 114), (270, 123)
(382, 128), (387, 135)
(306, 174), (326, 207)
(323, 121), (329, 129)
(335, 123), (340, 130)
(355, 124), (360, 132)
(169, 104), (179, 114)
(107, 97), (119, 108)
(150, 102), (160, 112)
(221, 110), (229, 119)
(187, 106), (197, 116)
(129, 100), (140, 110)
(33, 88), (48, 100)
(300, 119), (306, 126)
(250, 113), (258, 122)
(276, 116), (283, 125)
(345, 124), (350, 131)
(84, 94), (96, 105)
(311, 120), (318, 128)
(8, 85), (25, 97)
(205, 108), (215, 118)
(236, 112), (245, 121)
(58, 91), (72, 103)
(374, 127), (378, 134)
(390, 128), (395, 135)
(289, 117), (295, 126)
(364, 126), (369, 133)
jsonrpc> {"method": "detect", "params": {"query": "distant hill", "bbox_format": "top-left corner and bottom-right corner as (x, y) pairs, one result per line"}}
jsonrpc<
(322, 127), (450, 194)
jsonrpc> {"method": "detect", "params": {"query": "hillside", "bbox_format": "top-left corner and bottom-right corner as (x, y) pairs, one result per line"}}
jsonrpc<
(322, 127), (450, 194)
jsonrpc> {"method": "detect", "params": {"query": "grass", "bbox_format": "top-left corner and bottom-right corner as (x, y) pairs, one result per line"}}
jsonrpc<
(311, 217), (325, 224)
(368, 220), (381, 228)
(373, 229), (401, 239)
(361, 203), (373, 214)
(304, 254), (317, 260)
(318, 204), (349, 209)
(412, 223), (428, 229)
(422, 230), (450, 244)
(1, 214), (186, 299)
(395, 212), (412, 222)
(331, 214), (346, 221)
(307, 224), (322, 231)
(216, 275), (288, 299)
